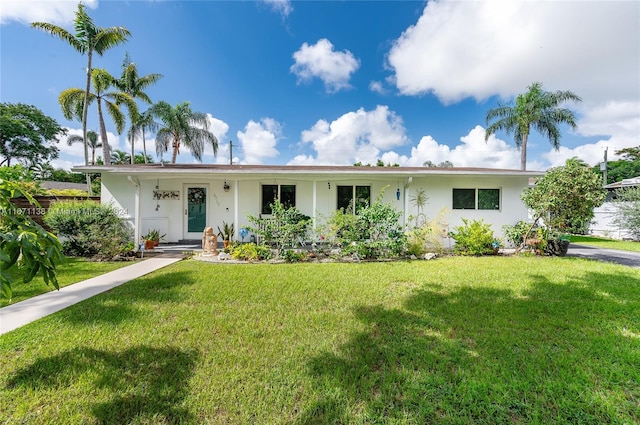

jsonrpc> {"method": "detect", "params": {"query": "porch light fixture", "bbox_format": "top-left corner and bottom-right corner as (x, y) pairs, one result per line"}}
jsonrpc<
(396, 187), (401, 200)
(223, 181), (230, 192)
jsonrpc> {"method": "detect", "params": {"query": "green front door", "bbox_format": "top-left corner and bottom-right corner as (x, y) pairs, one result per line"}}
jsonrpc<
(186, 186), (207, 235)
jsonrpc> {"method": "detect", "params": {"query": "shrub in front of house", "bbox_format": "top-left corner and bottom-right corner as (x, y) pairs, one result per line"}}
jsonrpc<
(449, 218), (497, 256)
(405, 208), (449, 256)
(44, 200), (132, 259)
(228, 243), (272, 261)
(247, 200), (312, 253)
(321, 194), (406, 260)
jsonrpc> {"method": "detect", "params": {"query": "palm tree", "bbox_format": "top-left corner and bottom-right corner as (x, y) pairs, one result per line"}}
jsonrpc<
(67, 130), (101, 165)
(59, 68), (138, 165)
(128, 109), (158, 163)
(110, 149), (131, 165)
(150, 101), (218, 164)
(32, 3), (130, 166)
(114, 53), (163, 164)
(485, 82), (582, 170)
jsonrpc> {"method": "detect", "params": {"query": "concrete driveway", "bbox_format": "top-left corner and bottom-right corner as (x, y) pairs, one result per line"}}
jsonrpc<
(567, 244), (640, 269)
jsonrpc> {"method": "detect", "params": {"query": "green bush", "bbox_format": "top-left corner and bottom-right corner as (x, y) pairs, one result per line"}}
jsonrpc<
(44, 200), (132, 258)
(247, 200), (311, 253)
(228, 243), (272, 261)
(502, 220), (534, 247)
(450, 218), (497, 256)
(405, 208), (449, 256)
(282, 249), (306, 263)
(320, 191), (405, 259)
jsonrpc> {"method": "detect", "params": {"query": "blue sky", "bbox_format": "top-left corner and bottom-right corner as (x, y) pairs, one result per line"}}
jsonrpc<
(1, 0), (638, 171)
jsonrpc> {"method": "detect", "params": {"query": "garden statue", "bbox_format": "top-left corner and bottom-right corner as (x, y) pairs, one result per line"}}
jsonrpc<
(202, 226), (218, 256)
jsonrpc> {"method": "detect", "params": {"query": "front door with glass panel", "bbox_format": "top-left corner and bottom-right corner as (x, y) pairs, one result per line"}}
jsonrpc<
(184, 185), (208, 239)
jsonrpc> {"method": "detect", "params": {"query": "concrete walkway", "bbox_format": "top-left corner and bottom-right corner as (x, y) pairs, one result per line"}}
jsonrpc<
(567, 244), (640, 269)
(0, 254), (184, 336)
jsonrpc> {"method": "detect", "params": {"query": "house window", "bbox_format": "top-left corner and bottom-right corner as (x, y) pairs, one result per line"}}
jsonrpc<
(453, 188), (500, 210)
(337, 185), (371, 213)
(261, 184), (296, 214)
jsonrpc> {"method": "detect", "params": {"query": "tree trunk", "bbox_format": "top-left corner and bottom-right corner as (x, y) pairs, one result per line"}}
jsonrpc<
(520, 132), (528, 171)
(97, 99), (111, 165)
(130, 133), (135, 165)
(171, 139), (179, 164)
(142, 129), (148, 163)
(82, 52), (92, 167)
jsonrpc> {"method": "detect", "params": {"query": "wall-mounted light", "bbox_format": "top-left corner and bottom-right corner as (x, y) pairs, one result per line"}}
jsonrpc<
(223, 181), (230, 192)
(328, 181), (331, 189)
(396, 187), (401, 201)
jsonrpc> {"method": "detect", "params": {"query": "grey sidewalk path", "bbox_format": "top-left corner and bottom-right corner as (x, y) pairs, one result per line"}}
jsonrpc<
(567, 244), (640, 269)
(0, 255), (184, 336)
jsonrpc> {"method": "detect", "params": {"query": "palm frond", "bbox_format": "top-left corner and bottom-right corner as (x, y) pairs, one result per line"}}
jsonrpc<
(31, 23), (85, 53)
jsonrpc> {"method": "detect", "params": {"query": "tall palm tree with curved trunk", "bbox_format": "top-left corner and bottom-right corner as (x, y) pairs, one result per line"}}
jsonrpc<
(67, 130), (101, 165)
(32, 3), (130, 166)
(115, 53), (163, 164)
(151, 101), (218, 164)
(59, 69), (138, 165)
(485, 82), (582, 170)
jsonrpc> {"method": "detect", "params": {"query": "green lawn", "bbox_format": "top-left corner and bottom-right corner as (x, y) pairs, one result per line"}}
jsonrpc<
(1, 257), (638, 424)
(1, 258), (133, 308)
(570, 235), (640, 252)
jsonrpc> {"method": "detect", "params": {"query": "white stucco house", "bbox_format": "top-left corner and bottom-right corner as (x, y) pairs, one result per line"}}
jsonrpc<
(73, 164), (543, 246)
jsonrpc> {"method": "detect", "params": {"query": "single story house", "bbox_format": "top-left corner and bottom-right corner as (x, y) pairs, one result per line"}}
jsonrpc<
(72, 164), (543, 246)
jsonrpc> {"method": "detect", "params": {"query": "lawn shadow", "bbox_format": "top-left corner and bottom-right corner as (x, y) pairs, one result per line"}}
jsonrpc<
(60, 270), (197, 325)
(297, 268), (640, 423)
(5, 345), (198, 423)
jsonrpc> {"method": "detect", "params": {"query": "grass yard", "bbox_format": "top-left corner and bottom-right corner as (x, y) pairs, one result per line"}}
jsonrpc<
(570, 235), (640, 253)
(0, 258), (134, 308)
(1, 257), (638, 424)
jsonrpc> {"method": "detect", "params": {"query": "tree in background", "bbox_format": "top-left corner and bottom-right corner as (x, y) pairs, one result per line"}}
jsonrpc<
(59, 68), (138, 165)
(114, 53), (163, 164)
(521, 158), (606, 234)
(0, 103), (66, 167)
(151, 101), (218, 163)
(32, 3), (130, 166)
(485, 82), (582, 170)
(67, 130), (101, 166)
(110, 149), (130, 165)
(605, 146), (640, 184)
(128, 109), (158, 163)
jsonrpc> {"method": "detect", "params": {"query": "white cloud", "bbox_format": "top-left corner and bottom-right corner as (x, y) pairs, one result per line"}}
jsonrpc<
(369, 80), (386, 95)
(59, 126), (119, 163)
(387, 0), (639, 171)
(388, 1), (639, 104)
(262, 0), (292, 18)
(0, 0), (98, 25)
(236, 118), (281, 164)
(541, 100), (640, 168)
(380, 126), (528, 170)
(290, 105), (408, 165)
(291, 38), (360, 93)
(50, 158), (76, 171)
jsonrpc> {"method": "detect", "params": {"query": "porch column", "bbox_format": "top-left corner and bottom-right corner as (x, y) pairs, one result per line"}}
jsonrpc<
(312, 181), (317, 228)
(233, 179), (239, 242)
(127, 176), (141, 249)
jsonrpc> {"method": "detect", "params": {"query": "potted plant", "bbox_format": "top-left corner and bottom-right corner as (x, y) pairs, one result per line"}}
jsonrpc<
(142, 229), (165, 249)
(545, 232), (570, 256)
(217, 221), (234, 248)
